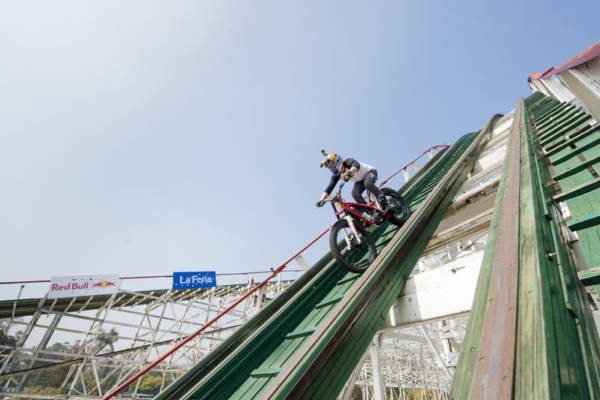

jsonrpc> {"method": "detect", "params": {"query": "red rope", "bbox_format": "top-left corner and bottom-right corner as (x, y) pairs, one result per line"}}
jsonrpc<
(101, 225), (332, 399)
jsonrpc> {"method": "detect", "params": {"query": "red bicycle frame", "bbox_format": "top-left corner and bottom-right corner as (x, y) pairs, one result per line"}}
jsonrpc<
(328, 185), (381, 226)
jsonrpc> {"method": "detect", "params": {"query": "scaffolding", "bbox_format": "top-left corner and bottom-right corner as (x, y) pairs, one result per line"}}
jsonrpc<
(0, 280), (293, 398)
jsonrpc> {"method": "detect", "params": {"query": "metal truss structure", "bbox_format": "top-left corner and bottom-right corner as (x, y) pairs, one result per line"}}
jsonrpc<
(0, 280), (293, 398)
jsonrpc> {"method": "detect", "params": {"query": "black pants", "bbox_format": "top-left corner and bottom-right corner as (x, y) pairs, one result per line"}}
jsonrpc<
(352, 170), (382, 205)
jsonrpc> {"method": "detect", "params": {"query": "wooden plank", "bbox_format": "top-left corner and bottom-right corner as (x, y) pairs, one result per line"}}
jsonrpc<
(250, 368), (281, 377)
(452, 117), (514, 400)
(469, 101), (522, 399)
(553, 177), (600, 202)
(519, 92), (600, 398)
(544, 124), (599, 156)
(553, 154), (600, 181)
(567, 211), (600, 231)
(515, 103), (555, 398)
(538, 108), (583, 135)
(540, 114), (591, 146)
(551, 136), (600, 165)
(535, 103), (573, 127)
(578, 266), (600, 286)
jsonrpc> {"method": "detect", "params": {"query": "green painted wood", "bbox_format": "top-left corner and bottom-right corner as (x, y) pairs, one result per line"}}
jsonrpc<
(522, 93), (600, 397)
(537, 105), (575, 127)
(553, 178), (600, 202)
(535, 103), (566, 121)
(538, 104), (600, 270)
(544, 125), (600, 156)
(546, 126), (600, 169)
(553, 153), (600, 181)
(336, 274), (359, 285)
(538, 109), (585, 138)
(542, 122), (595, 153)
(515, 98), (555, 399)
(551, 135), (600, 165)
(535, 105), (574, 128)
(453, 94), (600, 399)
(251, 368), (281, 377)
(537, 106), (583, 128)
(535, 103), (572, 126)
(540, 114), (591, 146)
(452, 114), (516, 400)
(285, 327), (316, 339)
(567, 211), (600, 231)
(314, 295), (344, 309)
(579, 266), (600, 286)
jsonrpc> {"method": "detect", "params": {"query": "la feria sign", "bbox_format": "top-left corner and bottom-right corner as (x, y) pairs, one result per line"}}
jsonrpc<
(172, 271), (217, 290)
(48, 275), (121, 299)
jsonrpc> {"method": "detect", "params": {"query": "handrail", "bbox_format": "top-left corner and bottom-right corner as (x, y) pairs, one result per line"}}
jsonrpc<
(379, 144), (449, 186)
(0, 270), (302, 286)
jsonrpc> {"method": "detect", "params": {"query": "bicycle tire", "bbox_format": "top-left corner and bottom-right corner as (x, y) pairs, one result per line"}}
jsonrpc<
(329, 219), (377, 273)
(380, 188), (411, 226)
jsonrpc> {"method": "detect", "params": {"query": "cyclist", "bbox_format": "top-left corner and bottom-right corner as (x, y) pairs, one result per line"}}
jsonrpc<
(316, 151), (389, 216)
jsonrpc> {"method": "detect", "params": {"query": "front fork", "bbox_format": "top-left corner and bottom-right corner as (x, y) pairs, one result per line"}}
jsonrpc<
(331, 202), (362, 249)
(342, 215), (361, 249)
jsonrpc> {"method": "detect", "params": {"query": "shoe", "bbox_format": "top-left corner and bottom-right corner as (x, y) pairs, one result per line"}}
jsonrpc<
(373, 213), (384, 225)
(378, 196), (390, 213)
(359, 212), (373, 222)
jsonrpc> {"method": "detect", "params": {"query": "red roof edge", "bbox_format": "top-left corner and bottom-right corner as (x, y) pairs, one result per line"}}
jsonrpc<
(540, 67), (555, 78)
(527, 72), (542, 82)
(531, 41), (600, 81)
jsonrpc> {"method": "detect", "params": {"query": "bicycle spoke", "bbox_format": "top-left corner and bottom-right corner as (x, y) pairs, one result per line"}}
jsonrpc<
(335, 231), (370, 267)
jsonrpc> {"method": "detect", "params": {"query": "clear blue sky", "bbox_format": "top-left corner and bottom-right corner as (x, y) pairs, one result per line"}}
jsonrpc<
(1, 1), (598, 291)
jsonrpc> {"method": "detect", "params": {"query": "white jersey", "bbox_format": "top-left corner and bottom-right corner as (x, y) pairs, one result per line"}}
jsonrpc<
(350, 161), (375, 182)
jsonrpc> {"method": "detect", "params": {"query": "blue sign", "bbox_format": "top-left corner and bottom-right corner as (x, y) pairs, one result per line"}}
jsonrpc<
(172, 271), (217, 290)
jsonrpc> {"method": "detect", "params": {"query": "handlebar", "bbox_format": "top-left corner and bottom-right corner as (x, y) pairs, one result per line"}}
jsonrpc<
(324, 182), (345, 205)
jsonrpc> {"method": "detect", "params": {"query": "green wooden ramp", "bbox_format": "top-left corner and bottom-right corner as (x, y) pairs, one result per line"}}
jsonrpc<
(155, 116), (497, 400)
(156, 93), (600, 399)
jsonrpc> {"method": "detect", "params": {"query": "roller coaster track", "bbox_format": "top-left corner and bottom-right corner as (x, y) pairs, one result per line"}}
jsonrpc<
(154, 116), (498, 400)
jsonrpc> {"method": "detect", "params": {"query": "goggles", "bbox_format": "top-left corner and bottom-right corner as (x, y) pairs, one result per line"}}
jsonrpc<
(321, 153), (338, 169)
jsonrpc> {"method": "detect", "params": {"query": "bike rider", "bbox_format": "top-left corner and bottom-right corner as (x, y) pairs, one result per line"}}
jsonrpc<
(316, 150), (389, 220)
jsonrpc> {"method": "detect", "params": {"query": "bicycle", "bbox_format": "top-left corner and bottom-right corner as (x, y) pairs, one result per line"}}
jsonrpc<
(325, 182), (411, 273)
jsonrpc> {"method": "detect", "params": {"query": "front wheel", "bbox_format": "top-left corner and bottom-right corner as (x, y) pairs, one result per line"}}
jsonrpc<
(329, 219), (377, 273)
(380, 188), (411, 226)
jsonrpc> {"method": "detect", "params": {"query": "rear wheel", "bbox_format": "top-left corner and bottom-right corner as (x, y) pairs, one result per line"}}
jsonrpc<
(329, 219), (377, 273)
(380, 188), (411, 226)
